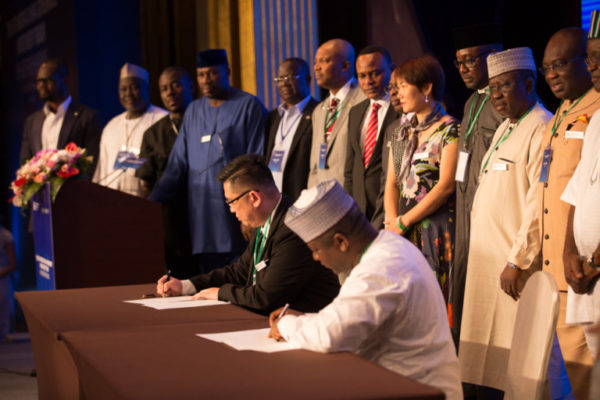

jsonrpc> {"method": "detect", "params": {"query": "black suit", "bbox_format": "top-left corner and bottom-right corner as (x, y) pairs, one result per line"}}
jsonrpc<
(344, 99), (399, 228)
(190, 194), (340, 315)
(265, 98), (318, 200)
(20, 100), (102, 176)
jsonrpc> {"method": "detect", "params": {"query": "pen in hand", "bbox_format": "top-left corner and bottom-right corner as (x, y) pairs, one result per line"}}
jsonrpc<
(162, 269), (172, 298)
(278, 303), (290, 320)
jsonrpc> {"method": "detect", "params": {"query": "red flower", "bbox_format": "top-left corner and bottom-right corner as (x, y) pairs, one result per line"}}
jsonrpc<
(13, 177), (27, 187)
(65, 142), (79, 152)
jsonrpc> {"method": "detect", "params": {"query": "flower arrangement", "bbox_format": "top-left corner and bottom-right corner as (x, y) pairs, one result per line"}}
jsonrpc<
(9, 142), (93, 210)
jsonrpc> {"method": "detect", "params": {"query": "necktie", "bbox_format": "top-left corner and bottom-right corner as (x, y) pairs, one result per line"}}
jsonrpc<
(363, 102), (381, 167)
(325, 97), (340, 139)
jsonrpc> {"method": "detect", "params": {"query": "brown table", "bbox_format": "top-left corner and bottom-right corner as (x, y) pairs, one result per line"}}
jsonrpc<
(16, 284), (444, 400)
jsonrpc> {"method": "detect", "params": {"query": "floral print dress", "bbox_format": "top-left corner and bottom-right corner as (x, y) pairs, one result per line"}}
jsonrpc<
(392, 119), (459, 302)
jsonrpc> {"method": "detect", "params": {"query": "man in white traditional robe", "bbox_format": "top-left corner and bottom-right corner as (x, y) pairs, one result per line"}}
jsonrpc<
(268, 179), (462, 400)
(93, 63), (167, 196)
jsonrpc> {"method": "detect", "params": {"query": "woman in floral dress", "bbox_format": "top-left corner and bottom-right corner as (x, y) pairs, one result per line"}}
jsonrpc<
(384, 55), (459, 303)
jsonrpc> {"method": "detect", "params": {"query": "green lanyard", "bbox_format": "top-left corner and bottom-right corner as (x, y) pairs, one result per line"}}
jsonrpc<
(358, 241), (373, 264)
(252, 215), (271, 283)
(464, 93), (489, 146)
(323, 101), (344, 138)
(481, 107), (533, 173)
(550, 88), (591, 137)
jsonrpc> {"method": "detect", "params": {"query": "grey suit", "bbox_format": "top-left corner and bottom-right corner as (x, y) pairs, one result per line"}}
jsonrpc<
(344, 98), (399, 228)
(20, 101), (102, 177)
(307, 79), (366, 188)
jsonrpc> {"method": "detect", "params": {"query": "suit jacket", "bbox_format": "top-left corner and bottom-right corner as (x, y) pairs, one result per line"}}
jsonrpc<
(190, 195), (340, 315)
(20, 101), (102, 176)
(344, 99), (399, 226)
(307, 79), (366, 188)
(265, 98), (318, 200)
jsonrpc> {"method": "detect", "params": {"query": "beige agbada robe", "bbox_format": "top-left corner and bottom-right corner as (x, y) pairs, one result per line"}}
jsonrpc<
(459, 102), (551, 390)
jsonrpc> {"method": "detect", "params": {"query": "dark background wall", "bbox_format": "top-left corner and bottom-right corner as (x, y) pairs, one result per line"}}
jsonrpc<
(0, 0), (583, 331)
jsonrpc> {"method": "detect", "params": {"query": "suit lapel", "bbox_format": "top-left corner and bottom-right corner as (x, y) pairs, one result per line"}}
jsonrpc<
(327, 82), (359, 155)
(266, 111), (281, 158)
(31, 111), (45, 154)
(367, 108), (399, 171)
(288, 98), (317, 160)
(57, 102), (80, 149)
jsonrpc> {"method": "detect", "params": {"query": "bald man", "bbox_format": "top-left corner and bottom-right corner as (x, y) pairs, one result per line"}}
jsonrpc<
(307, 39), (366, 188)
(534, 27), (600, 400)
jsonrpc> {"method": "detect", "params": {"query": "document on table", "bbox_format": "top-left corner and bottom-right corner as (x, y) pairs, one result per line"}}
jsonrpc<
(197, 328), (301, 353)
(124, 296), (229, 310)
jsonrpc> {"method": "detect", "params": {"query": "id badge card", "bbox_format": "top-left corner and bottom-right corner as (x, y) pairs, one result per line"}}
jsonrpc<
(539, 147), (553, 183)
(319, 143), (328, 169)
(268, 150), (284, 172)
(565, 130), (584, 140)
(492, 163), (507, 171)
(455, 150), (470, 182)
(255, 259), (268, 272)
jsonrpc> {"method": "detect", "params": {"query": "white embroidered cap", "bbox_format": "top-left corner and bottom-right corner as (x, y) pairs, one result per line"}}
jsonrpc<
(120, 63), (149, 83)
(487, 47), (536, 79)
(285, 179), (355, 243)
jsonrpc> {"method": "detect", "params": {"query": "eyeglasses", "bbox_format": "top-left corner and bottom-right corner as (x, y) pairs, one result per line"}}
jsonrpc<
(453, 50), (491, 69)
(225, 189), (255, 206)
(273, 75), (301, 84)
(488, 81), (516, 95)
(385, 84), (399, 94)
(539, 56), (584, 76)
(585, 54), (600, 68)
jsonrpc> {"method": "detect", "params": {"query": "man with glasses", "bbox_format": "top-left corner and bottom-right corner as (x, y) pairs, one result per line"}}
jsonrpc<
(265, 58), (318, 200)
(149, 49), (267, 275)
(530, 27), (599, 400)
(156, 154), (339, 315)
(344, 46), (399, 229)
(20, 58), (102, 176)
(459, 47), (552, 397)
(450, 23), (503, 349)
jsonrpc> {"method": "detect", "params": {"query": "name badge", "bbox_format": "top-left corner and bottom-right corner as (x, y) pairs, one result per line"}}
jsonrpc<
(492, 163), (507, 171)
(565, 130), (584, 140)
(201, 134), (211, 143)
(319, 143), (328, 169)
(255, 259), (268, 272)
(114, 151), (146, 170)
(386, 140), (391, 148)
(413, 151), (429, 160)
(455, 150), (470, 182)
(539, 147), (553, 183)
(268, 150), (284, 172)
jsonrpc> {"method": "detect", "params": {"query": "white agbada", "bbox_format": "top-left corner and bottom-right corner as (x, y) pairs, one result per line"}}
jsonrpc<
(561, 108), (600, 355)
(93, 105), (167, 196)
(277, 230), (462, 400)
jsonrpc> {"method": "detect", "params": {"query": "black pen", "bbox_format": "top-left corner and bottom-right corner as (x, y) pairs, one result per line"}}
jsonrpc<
(162, 269), (172, 298)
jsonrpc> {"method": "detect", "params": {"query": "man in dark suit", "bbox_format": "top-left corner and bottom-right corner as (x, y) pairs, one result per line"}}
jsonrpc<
(20, 58), (102, 176)
(265, 58), (317, 200)
(157, 154), (340, 315)
(344, 46), (398, 228)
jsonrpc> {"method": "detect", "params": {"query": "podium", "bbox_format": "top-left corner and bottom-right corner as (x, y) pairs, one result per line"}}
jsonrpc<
(32, 180), (166, 289)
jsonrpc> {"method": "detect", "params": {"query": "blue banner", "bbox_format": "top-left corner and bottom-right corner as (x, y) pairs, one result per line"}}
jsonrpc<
(32, 183), (55, 291)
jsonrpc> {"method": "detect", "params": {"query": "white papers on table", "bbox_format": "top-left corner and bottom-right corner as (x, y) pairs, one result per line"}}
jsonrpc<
(197, 328), (301, 353)
(124, 296), (229, 310)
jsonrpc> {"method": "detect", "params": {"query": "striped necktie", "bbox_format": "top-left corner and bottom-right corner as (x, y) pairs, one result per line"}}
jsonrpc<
(363, 102), (381, 167)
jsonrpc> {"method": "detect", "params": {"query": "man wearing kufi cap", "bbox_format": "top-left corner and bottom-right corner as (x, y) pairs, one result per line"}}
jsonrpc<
(268, 179), (463, 400)
(149, 49), (267, 274)
(459, 48), (552, 394)
(561, 10), (600, 398)
(450, 23), (504, 345)
(93, 62), (167, 196)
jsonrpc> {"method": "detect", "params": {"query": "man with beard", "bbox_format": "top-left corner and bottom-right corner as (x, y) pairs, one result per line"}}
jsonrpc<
(20, 58), (102, 176)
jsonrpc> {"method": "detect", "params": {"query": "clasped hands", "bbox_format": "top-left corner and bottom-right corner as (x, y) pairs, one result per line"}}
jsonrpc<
(564, 249), (600, 294)
(156, 275), (219, 300)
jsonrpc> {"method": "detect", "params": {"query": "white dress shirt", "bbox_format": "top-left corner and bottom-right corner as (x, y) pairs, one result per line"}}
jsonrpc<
(360, 95), (390, 153)
(42, 96), (72, 150)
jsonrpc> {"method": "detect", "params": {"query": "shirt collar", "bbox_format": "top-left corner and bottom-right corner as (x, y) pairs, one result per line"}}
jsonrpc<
(369, 94), (390, 107)
(328, 77), (355, 104)
(262, 193), (283, 237)
(43, 96), (72, 117)
(477, 86), (489, 95)
(277, 95), (311, 117)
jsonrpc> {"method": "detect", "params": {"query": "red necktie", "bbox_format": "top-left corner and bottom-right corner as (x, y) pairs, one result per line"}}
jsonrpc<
(363, 103), (381, 167)
(325, 98), (340, 139)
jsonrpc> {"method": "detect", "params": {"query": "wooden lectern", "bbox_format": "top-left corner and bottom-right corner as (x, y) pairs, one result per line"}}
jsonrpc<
(32, 179), (166, 289)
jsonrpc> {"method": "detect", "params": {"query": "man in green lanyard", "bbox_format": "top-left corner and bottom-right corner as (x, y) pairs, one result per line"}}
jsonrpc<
(535, 27), (599, 400)
(450, 23), (504, 347)
(459, 47), (552, 397)
(156, 154), (340, 315)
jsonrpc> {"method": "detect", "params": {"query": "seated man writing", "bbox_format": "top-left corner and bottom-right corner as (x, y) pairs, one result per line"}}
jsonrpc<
(157, 154), (340, 314)
(268, 179), (462, 399)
